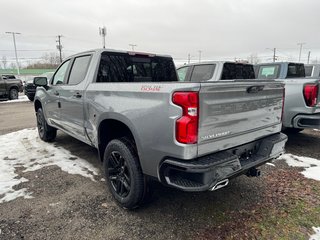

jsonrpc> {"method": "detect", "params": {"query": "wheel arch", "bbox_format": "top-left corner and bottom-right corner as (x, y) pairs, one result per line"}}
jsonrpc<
(97, 117), (142, 164)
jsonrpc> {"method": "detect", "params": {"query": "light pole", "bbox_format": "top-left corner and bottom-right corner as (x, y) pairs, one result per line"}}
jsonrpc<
(297, 42), (306, 62)
(198, 50), (202, 62)
(266, 48), (276, 62)
(5, 31), (21, 75)
(99, 26), (106, 48)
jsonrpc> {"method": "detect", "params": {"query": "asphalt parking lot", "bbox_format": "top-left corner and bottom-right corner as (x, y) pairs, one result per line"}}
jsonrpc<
(0, 100), (319, 240)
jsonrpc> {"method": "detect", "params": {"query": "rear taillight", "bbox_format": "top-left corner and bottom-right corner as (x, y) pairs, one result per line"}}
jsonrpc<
(303, 84), (318, 107)
(172, 92), (199, 144)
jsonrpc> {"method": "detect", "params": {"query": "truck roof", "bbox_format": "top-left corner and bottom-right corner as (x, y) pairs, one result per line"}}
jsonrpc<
(256, 62), (303, 66)
(178, 61), (252, 68)
(67, 48), (172, 59)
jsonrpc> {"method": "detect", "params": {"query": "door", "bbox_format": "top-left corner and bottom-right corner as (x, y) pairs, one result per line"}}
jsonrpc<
(44, 59), (71, 127)
(59, 55), (92, 142)
(0, 76), (6, 96)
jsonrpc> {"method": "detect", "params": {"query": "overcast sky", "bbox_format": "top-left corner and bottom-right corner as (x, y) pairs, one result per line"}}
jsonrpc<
(1, 0), (320, 65)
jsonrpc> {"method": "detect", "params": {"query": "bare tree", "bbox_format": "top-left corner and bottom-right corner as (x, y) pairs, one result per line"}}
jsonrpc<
(247, 53), (260, 64)
(1, 56), (8, 69)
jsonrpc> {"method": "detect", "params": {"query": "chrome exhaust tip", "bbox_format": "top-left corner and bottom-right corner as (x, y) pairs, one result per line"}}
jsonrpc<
(210, 179), (229, 191)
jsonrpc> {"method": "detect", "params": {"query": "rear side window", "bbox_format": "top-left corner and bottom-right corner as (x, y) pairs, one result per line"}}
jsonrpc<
(68, 55), (91, 85)
(96, 52), (177, 82)
(286, 63), (305, 78)
(190, 64), (215, 81)
(177, 66), (189, 81)
(256, 65), (280, 79)
(221, 63), (255, 80)
(304, 66), (313, 77)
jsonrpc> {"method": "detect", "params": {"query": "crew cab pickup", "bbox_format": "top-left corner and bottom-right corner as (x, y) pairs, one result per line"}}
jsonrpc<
(177, 61), (255, 81)
(0, 75), (23, 100)
(34, 49), (287, 209)
(255, 62), (320, 132)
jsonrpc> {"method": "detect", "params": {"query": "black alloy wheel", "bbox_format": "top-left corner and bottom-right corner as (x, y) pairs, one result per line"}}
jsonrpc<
(107, 151), (131, 198)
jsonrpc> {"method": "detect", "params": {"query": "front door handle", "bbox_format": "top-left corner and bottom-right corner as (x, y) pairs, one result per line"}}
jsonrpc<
(54, 91), (59, 96)
(73, 92), (82, 98)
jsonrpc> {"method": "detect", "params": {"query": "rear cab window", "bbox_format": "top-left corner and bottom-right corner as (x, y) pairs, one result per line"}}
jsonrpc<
(221, 63), (255, 80)
(256, 64), (280, 79)
(286, 63), (305, 78)
(190, 64), (215, 81)
(96, 52), (177, 82)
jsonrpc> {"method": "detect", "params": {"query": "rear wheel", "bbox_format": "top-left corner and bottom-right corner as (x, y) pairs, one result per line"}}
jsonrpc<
(9, 88), (18, 100)
(283, 127), (304, 134)
(36, 108), (57, 142)
(27, 95), (34, 101)
(103, 137), (146, 209)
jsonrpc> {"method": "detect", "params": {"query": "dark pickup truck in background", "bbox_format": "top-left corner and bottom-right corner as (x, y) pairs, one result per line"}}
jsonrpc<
(0, 74), (23, 100)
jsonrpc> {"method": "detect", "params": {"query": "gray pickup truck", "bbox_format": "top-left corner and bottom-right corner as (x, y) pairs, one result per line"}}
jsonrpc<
(0, 75), (23, 100)
(255, 62), (320, 132)
(34, 49), (287, 209)
(177, 61), (255, 82)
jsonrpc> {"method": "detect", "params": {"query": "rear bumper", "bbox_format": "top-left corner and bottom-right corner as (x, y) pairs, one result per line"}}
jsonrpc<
(292, 113), (320, 129)
(159, 133), (287, 191)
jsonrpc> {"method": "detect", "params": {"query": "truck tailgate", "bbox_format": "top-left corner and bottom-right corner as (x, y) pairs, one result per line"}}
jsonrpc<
(198, 81), (284, 156)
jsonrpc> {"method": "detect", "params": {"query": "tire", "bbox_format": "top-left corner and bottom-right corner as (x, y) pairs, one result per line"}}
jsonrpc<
(283, 127), (304, 134)
(27, 95), (34, 101)
(103, 137), (146, 209)
(36, 108), (57, 142)
(9, 88), (18, 100)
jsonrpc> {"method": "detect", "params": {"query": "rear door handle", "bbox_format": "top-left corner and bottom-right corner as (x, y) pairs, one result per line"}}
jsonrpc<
(73, 92), (82, 98)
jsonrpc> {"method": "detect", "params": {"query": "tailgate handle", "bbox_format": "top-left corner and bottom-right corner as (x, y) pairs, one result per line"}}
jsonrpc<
(247, 85), (264, 93)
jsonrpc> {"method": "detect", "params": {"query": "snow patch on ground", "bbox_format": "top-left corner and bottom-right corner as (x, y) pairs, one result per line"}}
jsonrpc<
(0, 128), (99, 203)
(314, 129), (320, 132)
(278, 154), (320, 181)
(310, 227), (320, 240)
(0, 95), (29, 104)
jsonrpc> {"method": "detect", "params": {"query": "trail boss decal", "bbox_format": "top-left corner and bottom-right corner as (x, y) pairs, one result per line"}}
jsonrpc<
(141, 85), (161, 92)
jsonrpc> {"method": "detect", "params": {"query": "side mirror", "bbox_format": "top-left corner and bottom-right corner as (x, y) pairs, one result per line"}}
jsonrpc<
(34, 77), (48, 86)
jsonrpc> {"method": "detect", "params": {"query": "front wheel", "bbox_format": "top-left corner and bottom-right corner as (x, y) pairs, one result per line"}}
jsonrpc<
(36, 108), (57, 142)
(9, 88), (18, 100)
(103, 138), (146, 209)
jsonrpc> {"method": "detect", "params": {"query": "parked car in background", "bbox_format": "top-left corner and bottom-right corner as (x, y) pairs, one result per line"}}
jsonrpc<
(255, 62), (320, 133)
(304, 64), (320, 78)
(1, 74), (16, 79)
(176, 61), (255, 81)
(33, 49), (287, 209)
(24, 72), (54, 101)
(0, 75), (23, 100)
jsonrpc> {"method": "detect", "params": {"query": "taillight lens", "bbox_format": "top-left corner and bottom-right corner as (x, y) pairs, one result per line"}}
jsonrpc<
(172, 92), (199, 144)
(303, 84), (318, 107)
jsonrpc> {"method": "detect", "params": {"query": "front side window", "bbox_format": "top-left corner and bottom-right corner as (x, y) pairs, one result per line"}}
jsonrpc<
(190, 64), (215, 81)
(177, 66), (189, 81)
(68, 55), (91, 85)
(257, 65), (280, 79)
(52, 60), (71, 85)
(96, 52), (177, 82)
